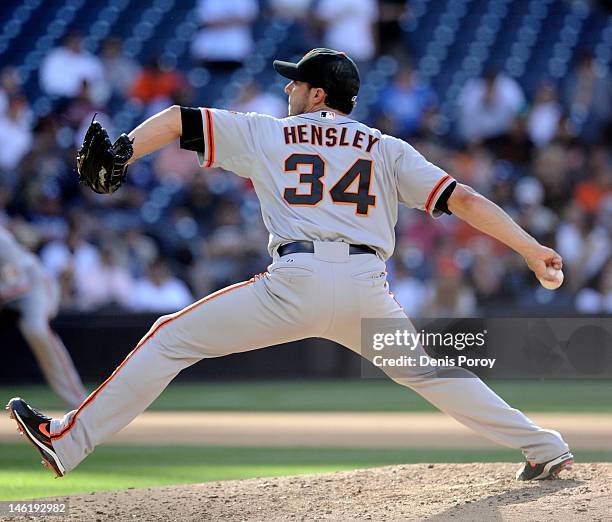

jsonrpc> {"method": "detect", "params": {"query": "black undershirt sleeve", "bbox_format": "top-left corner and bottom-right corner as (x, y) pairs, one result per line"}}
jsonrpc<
(179, 107), (205, 153)
(434, 180), (457, 215)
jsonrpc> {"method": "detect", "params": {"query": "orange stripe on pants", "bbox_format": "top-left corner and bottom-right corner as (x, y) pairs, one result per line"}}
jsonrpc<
(50, 278), (255, 440)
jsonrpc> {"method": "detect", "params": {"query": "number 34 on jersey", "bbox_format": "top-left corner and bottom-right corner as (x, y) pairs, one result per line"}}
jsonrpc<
(282, 153), (376, 216)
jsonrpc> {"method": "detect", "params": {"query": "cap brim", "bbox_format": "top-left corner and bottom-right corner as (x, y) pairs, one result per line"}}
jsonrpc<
(273, 60), (305, 81)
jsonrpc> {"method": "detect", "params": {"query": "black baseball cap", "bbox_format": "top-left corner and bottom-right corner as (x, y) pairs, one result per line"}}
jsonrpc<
(273, 48), (360, 102)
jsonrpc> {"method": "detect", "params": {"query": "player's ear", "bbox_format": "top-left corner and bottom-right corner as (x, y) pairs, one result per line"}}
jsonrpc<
(312, 87), (326, 105)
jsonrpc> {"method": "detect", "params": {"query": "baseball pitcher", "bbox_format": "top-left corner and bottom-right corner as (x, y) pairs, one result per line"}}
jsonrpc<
(8, 49), (573, 481)
(0, 227), (87, 410)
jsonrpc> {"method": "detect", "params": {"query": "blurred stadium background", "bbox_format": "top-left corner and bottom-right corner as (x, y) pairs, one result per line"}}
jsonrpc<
(0, 0), (611, 501)
(0, 0), (610, 320)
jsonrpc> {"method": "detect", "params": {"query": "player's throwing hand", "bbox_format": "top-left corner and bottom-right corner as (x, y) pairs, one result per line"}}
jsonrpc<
(522, 244), (563, 286)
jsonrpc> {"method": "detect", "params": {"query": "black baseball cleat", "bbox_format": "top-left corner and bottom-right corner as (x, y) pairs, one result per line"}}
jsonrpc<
(516, 451), (574, 480)
(6, 398), (65, 478)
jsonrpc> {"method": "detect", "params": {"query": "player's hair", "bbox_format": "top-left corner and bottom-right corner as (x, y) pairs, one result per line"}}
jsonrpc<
(323, 92), (355, 115)
(306, 82), (356, 115)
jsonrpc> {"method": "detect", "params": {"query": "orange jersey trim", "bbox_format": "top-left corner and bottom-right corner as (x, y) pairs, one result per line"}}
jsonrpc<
(50, 278), (256, 441)
(204, 108), (214, 167)
(425, 175), (452, 214)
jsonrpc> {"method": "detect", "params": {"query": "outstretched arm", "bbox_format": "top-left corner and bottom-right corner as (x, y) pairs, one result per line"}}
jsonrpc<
(127, 105), (182, 163)
(447, 183), (562, 284)
(77, 105), (184, 195)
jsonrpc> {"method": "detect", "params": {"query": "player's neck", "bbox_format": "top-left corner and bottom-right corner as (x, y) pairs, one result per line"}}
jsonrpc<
(303, 104), (348, 117)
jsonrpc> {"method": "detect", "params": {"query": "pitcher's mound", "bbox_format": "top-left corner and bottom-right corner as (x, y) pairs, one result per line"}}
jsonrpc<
(43, 463), (612, 521)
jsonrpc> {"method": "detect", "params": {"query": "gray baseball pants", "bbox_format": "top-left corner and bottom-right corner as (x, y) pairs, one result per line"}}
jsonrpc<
(50, 242), (569, 472)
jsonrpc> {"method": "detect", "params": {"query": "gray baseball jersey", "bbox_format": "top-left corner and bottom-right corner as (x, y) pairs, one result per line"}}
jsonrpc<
(193, 109), (455, 259)
(0, 227), (86, 410)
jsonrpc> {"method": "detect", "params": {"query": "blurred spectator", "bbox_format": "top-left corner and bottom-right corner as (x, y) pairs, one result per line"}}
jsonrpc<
(0, 67), (24, 115)
(486, 116), (535, 167)
(556, 204), (590, 272)
(178, 173), (223, 230)
(377, 0), (409, 54)
(0, 96), (32, 170)
(469, 240), (507, 308)
(559, 196), (611, 292)
(101, 37), (140, 98)
(63, 81), (103, 129)
(598, 259), (612, 312)
(315, 0), (378, 64)
(0, 181), (11, 223)
(458, 69), (525, 143)
(156, 206), (200, 265)
(446, 143), (495, 192)
(230, 80), (286, 118)
(130, 57), (188, 116)
(192, 197), (266, 290)
(9, 115), (73, 237)
(573, 145), (612, 214)
(154, 145), (201, 185)
(268, 0), (312, 21)
(40, 225), (101, 282)
(389, 259), (427, 317)
(268, 0), (315, 55)
(421, 256), (476, 317)
(191, 0), (259, 72)
(575, 257), (612, 314)
(513, 177), (557, 237)
(563, 51), (612, 144)
(57, 265), (77, 310)
(123, 228), (159, 278)
(527, 82), (563, 148)
(75, 246), (135, 311)
(376, 63), (437, 138)
(532, 143), (572, 212)
(131, 259), (194, 312)
(40, 31), (109, 105)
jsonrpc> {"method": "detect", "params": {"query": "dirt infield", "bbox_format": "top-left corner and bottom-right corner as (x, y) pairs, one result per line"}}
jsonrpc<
(2, 411), (610, 449)
(14, 463), (610, 521)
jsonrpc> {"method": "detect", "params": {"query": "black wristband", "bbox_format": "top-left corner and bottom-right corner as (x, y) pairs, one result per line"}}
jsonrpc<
(179, 107), (205, 153)
(434, 180), (457, 215)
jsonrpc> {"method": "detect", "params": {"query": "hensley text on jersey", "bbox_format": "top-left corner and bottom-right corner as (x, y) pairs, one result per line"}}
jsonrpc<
(283, 123), (380, 152)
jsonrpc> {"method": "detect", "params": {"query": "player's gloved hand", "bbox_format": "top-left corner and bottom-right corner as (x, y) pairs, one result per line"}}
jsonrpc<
(76, 115), (133, 194)
(522, 243), (563, 284)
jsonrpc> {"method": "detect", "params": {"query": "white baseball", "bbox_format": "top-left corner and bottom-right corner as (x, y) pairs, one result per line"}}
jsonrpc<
(538, 266), (564, 290)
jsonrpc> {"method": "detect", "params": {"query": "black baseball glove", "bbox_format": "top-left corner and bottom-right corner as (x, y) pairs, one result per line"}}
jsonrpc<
(76, 116), (134, 194)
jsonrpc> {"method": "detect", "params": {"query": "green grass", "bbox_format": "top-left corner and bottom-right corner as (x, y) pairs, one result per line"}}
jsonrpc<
(1, 444), (610, 500)
(2, 379), (612, 412)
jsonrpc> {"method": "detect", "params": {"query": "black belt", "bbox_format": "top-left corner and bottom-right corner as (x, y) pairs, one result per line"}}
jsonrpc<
(277, 241), (376, 257)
